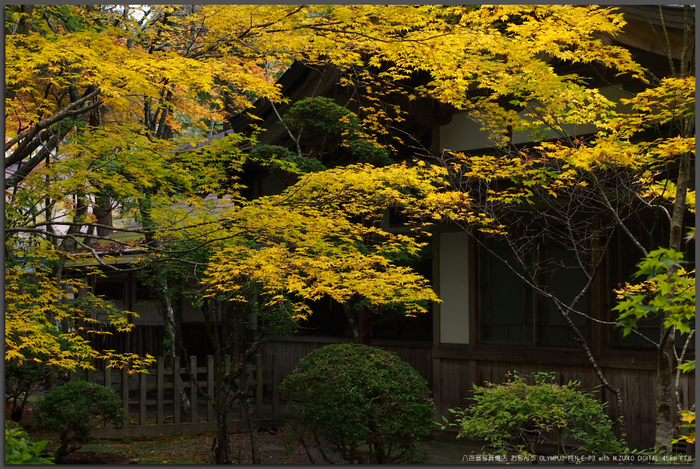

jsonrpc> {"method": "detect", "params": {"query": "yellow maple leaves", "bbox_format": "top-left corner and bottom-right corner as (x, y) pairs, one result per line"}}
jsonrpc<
(5, 5), (695, 377)
(188, 164), (445, 319)
(5, 240), (153, 371)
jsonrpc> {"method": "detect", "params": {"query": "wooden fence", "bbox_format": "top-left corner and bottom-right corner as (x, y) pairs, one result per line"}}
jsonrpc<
(69, 354), (284, 437)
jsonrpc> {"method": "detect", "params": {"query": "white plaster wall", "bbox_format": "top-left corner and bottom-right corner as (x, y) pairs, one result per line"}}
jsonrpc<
(439, 112), (498, 152)
(440, 86), (633, 150)
(439, 231), (470, 344)
(512, 85), (631, 144)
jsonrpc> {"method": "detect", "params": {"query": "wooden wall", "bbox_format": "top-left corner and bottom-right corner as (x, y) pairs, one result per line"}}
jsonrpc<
(260, 338), (433, 390)
(88, 325), (164, 361)
(378, 341), (433, 390)
(431, 349), (695, 450)
(92, 325), (694, 451)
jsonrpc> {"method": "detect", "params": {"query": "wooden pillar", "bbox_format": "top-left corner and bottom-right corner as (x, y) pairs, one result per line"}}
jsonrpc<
(272, 353), (279, 421)
(104, 362), (112, 390)
(139, 371), (147, 426)
(174, 356), (181, 424)
(121, 366), (129, 428)
(189, 356), (197, 424)
(207, 355), (215, 423)
(359, 307), (372, 345)
(156, 357), (164, 425)
(255, 354), (263, 421)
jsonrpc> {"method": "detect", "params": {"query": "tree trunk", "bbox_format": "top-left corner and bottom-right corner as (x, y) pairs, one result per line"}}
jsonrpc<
(57, 194), (88, 253)
(214, 413), (230, 463)
(655, 151), (691, 452)
(159, 279), (191, 421)
(244, 397), (262, 464)
(656, 325), (675, 453)
(642, 4), (694, 452)
(93, 193), (113, 237)
(342, 304), (361, 343)
(160, 279), (176, 359)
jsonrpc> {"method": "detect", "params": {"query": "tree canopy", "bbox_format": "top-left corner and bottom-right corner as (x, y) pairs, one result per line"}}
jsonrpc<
(4, 3), (694, 453)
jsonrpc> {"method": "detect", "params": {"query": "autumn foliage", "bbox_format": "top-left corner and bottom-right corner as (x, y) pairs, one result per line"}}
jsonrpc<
(4, 4), (694, 456)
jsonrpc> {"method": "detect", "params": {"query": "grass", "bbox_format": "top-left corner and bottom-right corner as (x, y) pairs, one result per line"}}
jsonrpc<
(82, 432), (216, 464)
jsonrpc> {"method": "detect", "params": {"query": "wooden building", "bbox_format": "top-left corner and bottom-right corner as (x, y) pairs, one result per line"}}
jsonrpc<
(77, 6), (693, 451)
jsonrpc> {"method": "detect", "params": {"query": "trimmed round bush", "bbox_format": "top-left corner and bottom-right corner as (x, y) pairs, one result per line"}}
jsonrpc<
(280, 343), (434, 464)
(36, 380), (124, 462)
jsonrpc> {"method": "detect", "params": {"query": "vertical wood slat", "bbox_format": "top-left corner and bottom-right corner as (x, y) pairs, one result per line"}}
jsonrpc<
(272, 353), (279, 420)
(225, 354), (236, 420)
(256, 354), (263, 421)
(121, 366), (129, 428)
(87, 367), (95, 383)
(73, 349), (281, 436)
(207, 355), (215, 423)
(238, 363), (246, 425)
(190, 356), (197, 424)
(156, 358), (164, 425)
(139, 371), (147, 425)
(174, 357), (181, 424)
(104, 361), (112, 390)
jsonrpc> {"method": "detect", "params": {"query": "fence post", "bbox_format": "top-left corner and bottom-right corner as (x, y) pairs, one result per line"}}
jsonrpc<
(255, 354), (263, 421)
(224, 355), (236, 421)
(139, 370), (147, 426)
(121, 366), (129, 428)
(157, 357), (164, 425)
(207, 355), (215, 423)
(104, 361), (112, 390)
(174, 357), (181, 424)
(189, 356), (197, 424)
(86, 365), (95, 383)
(239, 362), (246, 425)
(272, 353), (279, 421)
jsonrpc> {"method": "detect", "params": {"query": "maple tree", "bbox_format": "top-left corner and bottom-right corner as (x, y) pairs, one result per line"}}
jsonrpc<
(409, 5), (694, 453)
(4, 2), (597, 372)
(5, 5), (451, 461)
(5, 3), (694, 457)
(129, 162), (444, 463)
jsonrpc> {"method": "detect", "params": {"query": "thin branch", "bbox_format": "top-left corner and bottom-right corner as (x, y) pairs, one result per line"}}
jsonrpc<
(590, 171), (648, 257)
(674, 330), (694, 433)
(637, 6), (675, 77)
(5, 87), (102, 154)
(269, 99), (302, 156)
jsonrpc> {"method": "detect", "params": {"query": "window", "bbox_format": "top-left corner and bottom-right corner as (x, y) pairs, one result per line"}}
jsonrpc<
(373, 309), (432, 341)
(607, 223), (694, 349)
(135, 281), (155, 302)
(478, 237), (591, 347)
(94, 280), (125, 302)
(536, 242), (591, 346)
(295, 300), (351, 337)
(478, 238), (533, 344)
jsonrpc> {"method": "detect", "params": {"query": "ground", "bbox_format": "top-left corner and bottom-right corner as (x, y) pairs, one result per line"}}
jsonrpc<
(24, 425), (488, 465)
(11, 400), (530, 464)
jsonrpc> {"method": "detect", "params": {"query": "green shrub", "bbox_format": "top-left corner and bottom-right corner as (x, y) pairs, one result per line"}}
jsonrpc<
(5, 419), (21, 430)
(36, 380), (125, 462)
(5, 355), (48, 422)
(280, 343), (434, 464)
(5, 421), (54, 464)
(443, 371), (623, 457)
